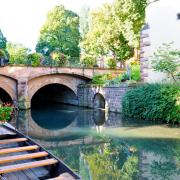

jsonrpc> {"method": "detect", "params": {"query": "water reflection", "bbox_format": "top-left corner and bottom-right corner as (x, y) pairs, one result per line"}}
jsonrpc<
(15, 104), (180, 180)
(31, 104), (77, 130)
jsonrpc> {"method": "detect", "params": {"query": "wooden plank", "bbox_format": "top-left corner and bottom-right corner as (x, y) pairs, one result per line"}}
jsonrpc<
(0, 151), (48, 164)
(0, 145), (39, 155)
(0, 158), (58, 174)
(48, 173), (76, 180)
(0, 138), (27, 145)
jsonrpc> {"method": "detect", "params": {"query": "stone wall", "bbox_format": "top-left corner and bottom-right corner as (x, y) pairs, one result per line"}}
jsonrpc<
(77, 84), (132, 113)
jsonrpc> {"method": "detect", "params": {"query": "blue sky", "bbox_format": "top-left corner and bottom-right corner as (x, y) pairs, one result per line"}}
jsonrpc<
(0, 0), (113, 51)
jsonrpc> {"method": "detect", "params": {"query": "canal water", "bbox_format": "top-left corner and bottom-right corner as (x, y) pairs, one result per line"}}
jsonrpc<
(15, 104), (180, 180)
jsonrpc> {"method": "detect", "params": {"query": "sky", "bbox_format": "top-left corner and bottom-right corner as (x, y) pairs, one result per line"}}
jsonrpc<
(0, 0), (113, 51)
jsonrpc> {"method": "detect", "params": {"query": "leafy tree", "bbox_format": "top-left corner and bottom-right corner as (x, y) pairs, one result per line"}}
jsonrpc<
(36, 5), (80, 61)
(113, 0), (147, 48)
(81, 4), (132, 61)
(151, 43), (180, 82)
(0, 29), (7, 50)
(81, 0), (147, 62)
(7, 42), (30, 65)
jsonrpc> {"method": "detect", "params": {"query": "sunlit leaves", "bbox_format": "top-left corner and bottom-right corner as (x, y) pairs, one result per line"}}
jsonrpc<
(36, 5), (80, 60)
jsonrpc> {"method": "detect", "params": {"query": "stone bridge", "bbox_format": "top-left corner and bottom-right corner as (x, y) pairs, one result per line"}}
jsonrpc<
(0, 66), (123, 109)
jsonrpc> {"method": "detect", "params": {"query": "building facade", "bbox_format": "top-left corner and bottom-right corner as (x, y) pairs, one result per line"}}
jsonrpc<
(141, 0), (180, 82)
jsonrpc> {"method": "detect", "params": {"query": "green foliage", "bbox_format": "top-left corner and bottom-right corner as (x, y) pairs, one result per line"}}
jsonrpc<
(80, 54), (97, 67)
(91, 74), (112, 85)
(122, 83), (180, 123)
(105, 57), (117, 69)
(27, 53), (43, 67)
(0, 29), (7, 50)
(81, 0), (147, 61)
(36, 5), (80, 61)
(120, 156), (139, 180)
(113, 0), (147, 48)
(81, 4), (133, 61)
(82, 139), (139, 180)
(151, 43), (180, 82)
(0, 106), (13, 122)
(50, 50), (69, 67)
(130, 63), (141, 81)
(106, 75), (122, 86)
(0, 49), (6, 58)
(7, 42), (30, 65)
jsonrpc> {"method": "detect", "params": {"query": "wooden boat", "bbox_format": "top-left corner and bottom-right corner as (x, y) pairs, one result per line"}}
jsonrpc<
(0, 124), (80, 180)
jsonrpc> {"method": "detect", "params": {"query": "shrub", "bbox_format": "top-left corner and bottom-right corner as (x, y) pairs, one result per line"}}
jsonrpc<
(80, 54), (97, 67)
(120, 72), (129, 82)
(105, 75), (122, 86)
(105, 57), (117, 69)
(91, 74), (113, 85)
(122, 83), (180, 124)
(0, 105), (13, 122)
(50, 51), (68, 67)
(27, 53), (43, 67)
(130, 64), (141, 81)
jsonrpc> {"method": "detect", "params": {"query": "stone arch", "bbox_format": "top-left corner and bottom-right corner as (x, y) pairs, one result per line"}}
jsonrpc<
(28, 74), (87, 107)
(0, 75), (17, 101)
(93, 93), (106, 109)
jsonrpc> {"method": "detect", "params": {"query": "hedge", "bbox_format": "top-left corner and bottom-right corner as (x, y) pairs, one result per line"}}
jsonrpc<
(122, 83), (180, 124)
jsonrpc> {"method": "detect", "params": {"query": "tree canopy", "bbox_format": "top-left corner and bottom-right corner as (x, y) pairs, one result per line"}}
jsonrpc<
(81, 0), (147, 62)
(7, 42), (30, 65)
(36, 5), (80, 60)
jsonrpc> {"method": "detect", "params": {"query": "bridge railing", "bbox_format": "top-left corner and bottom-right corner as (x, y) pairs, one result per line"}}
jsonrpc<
(0, 57), (125, 70)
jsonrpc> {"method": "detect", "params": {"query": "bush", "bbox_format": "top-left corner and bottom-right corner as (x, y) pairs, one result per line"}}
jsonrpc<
(80, 54), (97, 67)
(105, 57), (117, 69)
(122, 83), (180, 124)
(50, 51), (68, 67)
(91, 74), (113, 85)
(0, 106), (13, 122)
(105, 75), (122, 86)
(27, 53), (43, 67)
(130, 64), (141, 81)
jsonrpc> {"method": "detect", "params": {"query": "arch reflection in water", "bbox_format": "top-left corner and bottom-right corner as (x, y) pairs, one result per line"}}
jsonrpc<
(93, 109), (107, 126)
(31, 104), (77, 130)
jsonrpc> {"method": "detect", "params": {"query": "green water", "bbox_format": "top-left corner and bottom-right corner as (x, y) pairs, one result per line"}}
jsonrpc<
(16, 104), (180, 180)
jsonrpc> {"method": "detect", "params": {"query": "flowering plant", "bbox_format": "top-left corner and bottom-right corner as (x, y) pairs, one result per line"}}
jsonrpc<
(0, 103), (13, 123)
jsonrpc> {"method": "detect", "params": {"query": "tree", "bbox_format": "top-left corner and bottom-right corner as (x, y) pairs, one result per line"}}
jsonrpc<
(0, 29), (7, 50)
(36, 5), (80, 61)
(81, 0), (147, 62)
(7, 42), (30, 65)
(113, 0), (147, 48)
(81, 3), (133, 62)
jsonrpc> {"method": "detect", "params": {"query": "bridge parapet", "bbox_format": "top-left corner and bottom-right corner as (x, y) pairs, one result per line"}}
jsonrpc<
(0, 66), (124, 80)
